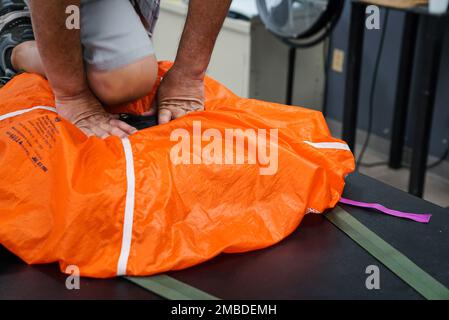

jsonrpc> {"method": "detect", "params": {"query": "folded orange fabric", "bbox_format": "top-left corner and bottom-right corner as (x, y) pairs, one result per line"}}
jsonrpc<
(0, 62), (354, 278)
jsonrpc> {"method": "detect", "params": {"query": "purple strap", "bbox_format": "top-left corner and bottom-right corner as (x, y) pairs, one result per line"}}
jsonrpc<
(339, 197), (432, 224)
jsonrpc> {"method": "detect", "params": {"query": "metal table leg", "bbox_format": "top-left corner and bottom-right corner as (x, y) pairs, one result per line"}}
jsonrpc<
(409, 16), (446, 197)
(342, 2), (367, 151)
(389, 13), (418, 169)
(286, 47), (296, 106)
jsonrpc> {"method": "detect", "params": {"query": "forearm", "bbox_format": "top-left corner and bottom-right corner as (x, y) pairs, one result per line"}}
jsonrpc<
(174, 0), (232, 79)
(28, 0), (88, 97)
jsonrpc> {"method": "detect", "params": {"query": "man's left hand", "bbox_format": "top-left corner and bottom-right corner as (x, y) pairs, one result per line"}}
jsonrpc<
(153, 67), (205, 124)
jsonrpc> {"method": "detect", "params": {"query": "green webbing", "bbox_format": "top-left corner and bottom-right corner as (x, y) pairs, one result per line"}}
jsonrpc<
(326, 206), (449, 300)
(125, 275), (220, 300)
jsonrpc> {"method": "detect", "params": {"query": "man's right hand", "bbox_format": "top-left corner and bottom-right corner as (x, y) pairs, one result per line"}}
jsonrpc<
(55, 90), (137, 139)
(28, 1), (137, 139)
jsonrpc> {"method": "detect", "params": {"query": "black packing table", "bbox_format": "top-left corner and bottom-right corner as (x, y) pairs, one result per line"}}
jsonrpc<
(1, 173), (448, 300)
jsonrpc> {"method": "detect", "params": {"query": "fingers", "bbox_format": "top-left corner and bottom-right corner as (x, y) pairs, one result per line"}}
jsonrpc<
(79, 126), (95, 138)
(91, 123), (111, 139)
(171, 106), (188, 119)
(159, 106), (186, 124)
(97, 120), (133, 139)
(158, 108), (173, 125)
(77, 99), (203, 137)
(77, 116), (138, 140)
(54, 90), (139, 139)
(110, 127), (129, 139)
(110, 119), (138, 135)
(158, 101), (204, 124)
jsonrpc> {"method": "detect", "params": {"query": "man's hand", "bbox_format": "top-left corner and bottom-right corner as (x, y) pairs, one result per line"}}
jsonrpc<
(28, 1), (136, 139)
(155, 67), (204, 124)
(151, 0), (231, 124)
(56, 90), (137, 139)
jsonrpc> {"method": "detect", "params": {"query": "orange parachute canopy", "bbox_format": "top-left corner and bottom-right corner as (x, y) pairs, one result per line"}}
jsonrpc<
(0, 62), (354, 278)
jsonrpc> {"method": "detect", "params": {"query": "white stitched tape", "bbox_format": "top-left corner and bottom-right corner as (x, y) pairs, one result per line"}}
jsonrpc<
(117, 138), (136, 276)
(304, 141), (351, 151)
(0, 106), (57, 121)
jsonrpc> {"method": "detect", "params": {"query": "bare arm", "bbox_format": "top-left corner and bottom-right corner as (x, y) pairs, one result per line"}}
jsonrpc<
(174, 0), (232, 79)
(28, 0), (136, 138)
(156, 0), (233, 123)
(28, 0), (86, 97)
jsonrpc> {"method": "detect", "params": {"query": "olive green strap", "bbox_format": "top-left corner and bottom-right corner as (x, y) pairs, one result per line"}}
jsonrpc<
(125, 275), (220, 300)
(326, 206), (449, 300)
